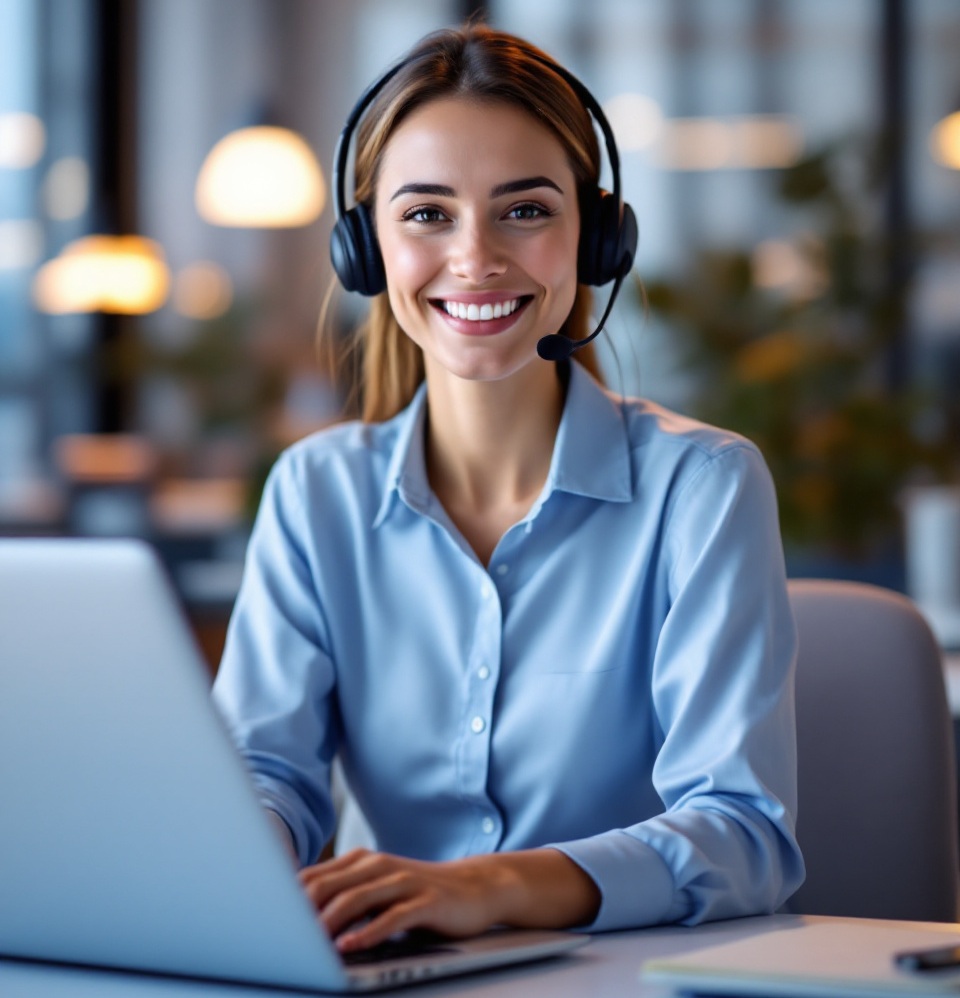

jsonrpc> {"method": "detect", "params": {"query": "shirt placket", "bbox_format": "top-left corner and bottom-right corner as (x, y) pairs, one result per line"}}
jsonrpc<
(458, 567), (505, 853)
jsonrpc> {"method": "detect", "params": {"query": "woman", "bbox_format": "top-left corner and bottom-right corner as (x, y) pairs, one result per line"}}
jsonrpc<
(213, 23), (804, 954)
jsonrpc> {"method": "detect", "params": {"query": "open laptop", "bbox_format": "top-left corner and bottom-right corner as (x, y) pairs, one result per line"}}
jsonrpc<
(0, 538), (587, 992)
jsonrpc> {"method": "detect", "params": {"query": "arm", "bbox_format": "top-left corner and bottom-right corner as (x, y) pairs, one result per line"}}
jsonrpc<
(212, 456), (340, 866)
(550, 442), (805, 930)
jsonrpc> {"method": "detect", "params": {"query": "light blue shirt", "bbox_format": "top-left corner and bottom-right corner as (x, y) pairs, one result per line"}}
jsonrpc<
(213, 360), (804, 932)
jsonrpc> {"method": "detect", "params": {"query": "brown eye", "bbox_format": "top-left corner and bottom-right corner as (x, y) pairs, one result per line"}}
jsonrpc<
(402, 206), (447, 224)
(505, 202), (551, 221)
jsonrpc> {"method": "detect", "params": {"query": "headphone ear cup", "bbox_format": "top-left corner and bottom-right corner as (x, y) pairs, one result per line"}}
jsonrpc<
(577, 188), (637, 286)
(330, 203), (386, 296)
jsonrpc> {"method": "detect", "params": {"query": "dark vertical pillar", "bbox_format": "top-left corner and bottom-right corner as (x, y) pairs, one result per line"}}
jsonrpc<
(881, 0), (910, 391)
(457, 0), (489, 23)
(92, 0), (139, 433)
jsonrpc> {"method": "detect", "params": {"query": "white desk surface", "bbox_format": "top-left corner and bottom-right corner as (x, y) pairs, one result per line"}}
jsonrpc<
(3, 913), (957, 998)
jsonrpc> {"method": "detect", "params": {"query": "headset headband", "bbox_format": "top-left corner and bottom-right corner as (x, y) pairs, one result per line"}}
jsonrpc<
(332, 49), (624, 221)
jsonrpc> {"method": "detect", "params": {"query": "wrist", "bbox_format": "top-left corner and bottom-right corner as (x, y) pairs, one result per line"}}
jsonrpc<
(466, 849), (601, 930)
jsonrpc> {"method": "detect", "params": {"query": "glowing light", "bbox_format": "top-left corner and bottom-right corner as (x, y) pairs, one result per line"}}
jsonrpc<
(0, 112), (45, 168)
(42, 157), (90, 220)
(732, 116), (804, 168)
(656, 118), (733, 170)
(33, 235), (170, 315)
(603, 93), (663, 151)
(54, 434), (157, 484)
(931, 111), (960, 170)
(195, 126), (325, 227)
(752, 239), (827, 301)
(655, 115), (803, 171)
(174, 261), (233, 319)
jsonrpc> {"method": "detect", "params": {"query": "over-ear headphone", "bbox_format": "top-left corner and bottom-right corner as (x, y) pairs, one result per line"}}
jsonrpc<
(329, 46), (638, 361)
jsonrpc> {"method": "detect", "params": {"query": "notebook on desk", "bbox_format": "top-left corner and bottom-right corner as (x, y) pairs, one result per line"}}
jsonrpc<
(0, 538), (586, 993)
(641, 917), (960, 998)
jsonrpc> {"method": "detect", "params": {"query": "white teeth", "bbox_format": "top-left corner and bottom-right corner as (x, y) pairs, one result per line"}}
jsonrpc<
(442, 298), (520, 321)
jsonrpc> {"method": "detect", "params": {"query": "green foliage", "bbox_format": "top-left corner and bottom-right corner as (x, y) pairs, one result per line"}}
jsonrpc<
(642, 138), (953, 556)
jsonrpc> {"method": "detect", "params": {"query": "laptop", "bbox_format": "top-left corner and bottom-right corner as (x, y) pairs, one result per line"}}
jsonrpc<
(0, 538), (587, 992)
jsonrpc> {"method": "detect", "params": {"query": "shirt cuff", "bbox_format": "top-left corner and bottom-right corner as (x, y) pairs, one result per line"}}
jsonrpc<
(264, 808), (298, 861)
(253, 778), (320, 867)
(547, 829), (690, 932)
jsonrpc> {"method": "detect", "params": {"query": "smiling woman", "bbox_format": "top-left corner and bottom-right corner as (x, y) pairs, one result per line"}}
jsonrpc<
(212, 22), (805, 957)
(374, 97), (580, 390)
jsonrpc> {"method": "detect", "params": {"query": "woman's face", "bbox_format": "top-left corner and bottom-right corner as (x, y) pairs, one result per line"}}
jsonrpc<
(374, 97), (580, 385)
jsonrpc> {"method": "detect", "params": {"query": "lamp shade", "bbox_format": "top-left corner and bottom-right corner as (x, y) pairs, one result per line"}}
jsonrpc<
(195, 125), (325, 227)
(931, 111), (960, 170)
(33, 234), (170, 314)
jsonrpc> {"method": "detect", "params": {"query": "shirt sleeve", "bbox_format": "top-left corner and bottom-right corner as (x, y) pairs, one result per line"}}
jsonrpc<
(211, 455), (339, 867)
(549, 442), (805, 931)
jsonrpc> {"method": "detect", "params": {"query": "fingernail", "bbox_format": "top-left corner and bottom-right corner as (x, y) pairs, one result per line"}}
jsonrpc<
(336, 933), (358, 953)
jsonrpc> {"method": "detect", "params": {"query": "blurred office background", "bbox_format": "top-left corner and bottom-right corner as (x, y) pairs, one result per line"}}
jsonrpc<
(1, 0), (959, 659)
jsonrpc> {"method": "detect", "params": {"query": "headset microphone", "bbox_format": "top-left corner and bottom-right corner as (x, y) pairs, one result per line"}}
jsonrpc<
(536, 254), (633, 362)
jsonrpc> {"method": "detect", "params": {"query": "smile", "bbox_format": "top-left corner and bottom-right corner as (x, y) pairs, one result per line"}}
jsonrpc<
(436, 297), (528, 321)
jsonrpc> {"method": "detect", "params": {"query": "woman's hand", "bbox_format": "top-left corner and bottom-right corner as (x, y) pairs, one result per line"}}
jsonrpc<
(298, 847), (601, 953)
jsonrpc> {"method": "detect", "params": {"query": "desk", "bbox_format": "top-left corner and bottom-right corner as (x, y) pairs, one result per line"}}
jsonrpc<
(2, 914), (953, 997)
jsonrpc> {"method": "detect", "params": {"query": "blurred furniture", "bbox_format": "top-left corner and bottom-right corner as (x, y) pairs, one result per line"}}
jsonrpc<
(784, 579), (960, 921)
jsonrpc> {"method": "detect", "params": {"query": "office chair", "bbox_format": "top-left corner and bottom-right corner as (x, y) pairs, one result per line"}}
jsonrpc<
(784, 578), (960, 922)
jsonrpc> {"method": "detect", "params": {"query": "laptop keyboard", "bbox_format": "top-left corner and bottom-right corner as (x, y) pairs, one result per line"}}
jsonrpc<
(341, 935), (458, 966)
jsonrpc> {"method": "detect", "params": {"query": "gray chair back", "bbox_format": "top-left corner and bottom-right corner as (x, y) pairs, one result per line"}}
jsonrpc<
(785, 579), (960, 921)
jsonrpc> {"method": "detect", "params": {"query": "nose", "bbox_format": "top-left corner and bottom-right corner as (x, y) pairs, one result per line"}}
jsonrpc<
(448, 215), (507, 283)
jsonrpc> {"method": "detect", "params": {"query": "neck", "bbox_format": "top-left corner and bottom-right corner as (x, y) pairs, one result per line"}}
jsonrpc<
(423, 361), (565, 561)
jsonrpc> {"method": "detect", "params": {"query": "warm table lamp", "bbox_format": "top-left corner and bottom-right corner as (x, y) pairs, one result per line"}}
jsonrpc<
(195, 124), (325, 227)
(33, 234), (170, 315)
(931, 109), (960, 169)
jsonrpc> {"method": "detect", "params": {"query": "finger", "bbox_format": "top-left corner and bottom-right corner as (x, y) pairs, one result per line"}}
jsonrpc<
(321, 872), (416, 939)
(335, 898), (429, 953)
(300, 848), (374, 884)
(299, 852), (392, 909)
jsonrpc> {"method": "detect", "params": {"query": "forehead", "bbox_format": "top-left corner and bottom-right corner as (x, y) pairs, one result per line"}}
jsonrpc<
(377, 97), (575, 192)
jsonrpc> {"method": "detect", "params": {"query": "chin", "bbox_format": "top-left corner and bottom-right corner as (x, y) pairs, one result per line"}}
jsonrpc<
(430, 346), (537, 385)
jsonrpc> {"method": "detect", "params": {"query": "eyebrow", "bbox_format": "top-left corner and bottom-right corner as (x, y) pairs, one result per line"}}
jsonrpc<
(491, 176), (564, 198)
(389, 176), (564, 202)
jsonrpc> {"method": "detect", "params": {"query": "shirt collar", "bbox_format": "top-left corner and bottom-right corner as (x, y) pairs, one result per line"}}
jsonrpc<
(546, 360), (633, 503)
(373, 362), (633, 528)
(373, 381), (431, 528)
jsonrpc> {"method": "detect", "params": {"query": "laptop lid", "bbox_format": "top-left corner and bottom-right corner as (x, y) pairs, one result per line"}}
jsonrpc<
(0, 538), (585, 992)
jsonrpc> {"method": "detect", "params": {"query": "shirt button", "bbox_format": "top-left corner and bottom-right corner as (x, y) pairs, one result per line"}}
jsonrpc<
(477, 665), (491, 680)
(470, 716), (486, 734)
(495, 563), (509, 576)
(481, 817), (496, 834)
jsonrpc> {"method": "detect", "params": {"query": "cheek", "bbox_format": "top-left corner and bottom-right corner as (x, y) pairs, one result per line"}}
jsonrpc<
(534, 232), (579, 306)
(378, 233), (437, 297)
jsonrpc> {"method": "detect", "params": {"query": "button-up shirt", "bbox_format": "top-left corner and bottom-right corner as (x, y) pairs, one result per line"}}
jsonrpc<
(212, 360), (804, 932)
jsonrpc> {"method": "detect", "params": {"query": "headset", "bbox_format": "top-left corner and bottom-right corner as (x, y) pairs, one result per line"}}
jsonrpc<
(329, 46), (638, 362)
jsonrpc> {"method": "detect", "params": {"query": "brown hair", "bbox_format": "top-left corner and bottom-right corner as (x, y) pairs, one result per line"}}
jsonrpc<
(323, 23), (605, 423)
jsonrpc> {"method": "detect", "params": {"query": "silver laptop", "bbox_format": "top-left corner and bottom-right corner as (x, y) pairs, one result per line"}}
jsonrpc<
(0, 538), (587, 992)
